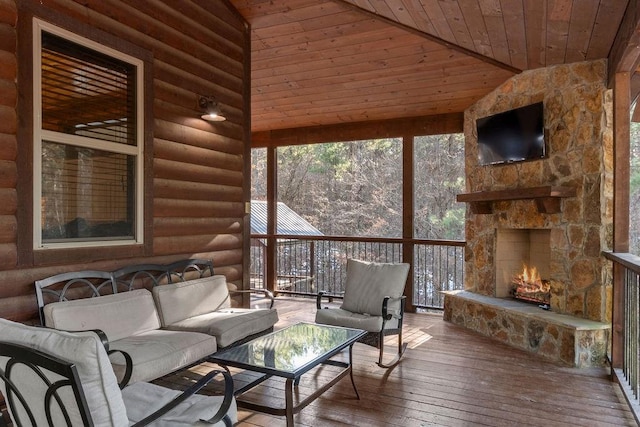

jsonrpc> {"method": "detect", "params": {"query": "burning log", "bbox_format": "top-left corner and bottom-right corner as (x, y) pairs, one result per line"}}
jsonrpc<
(511, 265), (550, 305)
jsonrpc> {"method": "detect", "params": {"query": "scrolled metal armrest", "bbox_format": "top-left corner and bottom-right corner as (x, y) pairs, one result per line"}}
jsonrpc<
(85, 329), (133, 389)
(42, 327), (132, 389)
(131, 369), (234, 426)
(87, 328), (110, 350)
(381, 295), (407, 320)
(107, 348), (133, 389)
(46, 327), (110, 350)
(229, 288), (275, 309)
(316, 291), (345, 309)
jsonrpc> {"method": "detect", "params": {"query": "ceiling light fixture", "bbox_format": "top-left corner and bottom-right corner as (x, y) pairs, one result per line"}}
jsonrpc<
(198, 95), (226, 122)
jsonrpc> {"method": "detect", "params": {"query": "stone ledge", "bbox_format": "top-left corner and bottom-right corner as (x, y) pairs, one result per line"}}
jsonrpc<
(443, 290), (610, 368)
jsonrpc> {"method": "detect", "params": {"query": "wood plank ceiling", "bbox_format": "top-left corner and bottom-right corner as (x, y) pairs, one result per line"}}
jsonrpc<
(229, 0), (629, 133)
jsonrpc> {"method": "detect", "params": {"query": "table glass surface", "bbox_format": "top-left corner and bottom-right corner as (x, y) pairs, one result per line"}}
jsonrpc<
(211, 323), (365, 376)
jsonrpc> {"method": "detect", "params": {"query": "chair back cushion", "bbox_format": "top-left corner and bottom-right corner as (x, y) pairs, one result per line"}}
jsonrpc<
(43, 289), (161, 341)
(152, 275), (231, 326)
(0, 318), (128, 426)
(340, 259), (410, 316)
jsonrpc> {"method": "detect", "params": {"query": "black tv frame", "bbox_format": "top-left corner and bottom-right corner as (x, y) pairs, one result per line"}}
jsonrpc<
(476, 102), (546, 166)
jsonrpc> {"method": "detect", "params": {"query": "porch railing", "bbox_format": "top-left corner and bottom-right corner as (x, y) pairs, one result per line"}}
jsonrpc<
(250, 235), (465, 310)
(603, 251), (640, 423)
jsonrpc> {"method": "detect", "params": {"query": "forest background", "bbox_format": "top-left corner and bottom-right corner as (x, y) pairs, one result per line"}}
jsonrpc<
(253, 127), (640, 254)
(251, 134), (466, 241)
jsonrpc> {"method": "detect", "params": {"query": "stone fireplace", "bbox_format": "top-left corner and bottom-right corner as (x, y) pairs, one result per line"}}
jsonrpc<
(443, 60), (612, 367)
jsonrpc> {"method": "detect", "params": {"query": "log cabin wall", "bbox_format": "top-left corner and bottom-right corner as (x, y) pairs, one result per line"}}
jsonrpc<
(0, 0), (250, 323)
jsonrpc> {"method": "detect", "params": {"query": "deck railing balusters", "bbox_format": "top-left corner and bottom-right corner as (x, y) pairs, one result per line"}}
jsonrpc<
(603, 251), (640, 423)
(251, 234), (464, 310)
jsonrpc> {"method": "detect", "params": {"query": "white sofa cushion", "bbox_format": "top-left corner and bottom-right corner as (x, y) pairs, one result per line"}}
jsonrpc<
(0, 318), (129, 427)
(108, 329), (217, 383)
(43, 289), (161, 341)
(341, 259), (410, 316)
(152, 276), (231, 326)
(165, 308), (279, 348)
(123, 381), (238, 426)
(315, 307), (400, 332)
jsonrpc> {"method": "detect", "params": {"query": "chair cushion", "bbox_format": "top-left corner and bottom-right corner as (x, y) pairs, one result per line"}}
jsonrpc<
(152, 276), (231, 327)
(122, 381), (237, 426)
(165, 308), (279, 348)
(0, 318), (128, 427)
(315, 307), (384, 332)
(108, 330), (217, 383)
(340, 259), (410, 316)
(43, 289), (161, 341)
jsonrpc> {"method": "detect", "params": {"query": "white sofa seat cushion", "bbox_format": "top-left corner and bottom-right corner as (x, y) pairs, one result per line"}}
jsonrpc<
(341, 259), (410, 316)
(109, 329), (217, 383)
(165, 308), (279, 348)
(0, 318), (129, 426)
(122, 381), (237, 426)
(315, 307), (400, 332)
(43, 289), (161, 341)
(152, 276), (231, 326)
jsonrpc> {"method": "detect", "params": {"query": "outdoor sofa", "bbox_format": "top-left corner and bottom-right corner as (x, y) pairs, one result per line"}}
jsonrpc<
(34, 259), (278, 384)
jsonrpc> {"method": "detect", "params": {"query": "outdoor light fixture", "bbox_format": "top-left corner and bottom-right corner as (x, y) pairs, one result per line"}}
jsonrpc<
(198, 95), (226, 122)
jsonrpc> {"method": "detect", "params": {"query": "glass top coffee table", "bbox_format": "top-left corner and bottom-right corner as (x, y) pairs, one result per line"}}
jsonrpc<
(209, 322), (367, 426)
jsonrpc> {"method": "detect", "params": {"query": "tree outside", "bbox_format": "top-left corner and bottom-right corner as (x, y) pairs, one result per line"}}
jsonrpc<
(414, 134), (465, 240)
(251, 134), (465, 240)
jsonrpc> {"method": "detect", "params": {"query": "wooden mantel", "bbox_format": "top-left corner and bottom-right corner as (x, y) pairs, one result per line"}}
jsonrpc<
(456, 186), (576, 214)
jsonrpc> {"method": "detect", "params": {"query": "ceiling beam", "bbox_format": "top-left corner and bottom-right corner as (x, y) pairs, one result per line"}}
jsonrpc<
(608, 0), (640, 85)
(251, 112), (463, 147)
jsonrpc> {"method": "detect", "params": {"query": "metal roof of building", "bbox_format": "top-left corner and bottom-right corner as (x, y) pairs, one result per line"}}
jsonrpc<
(250, 200), (323, 236)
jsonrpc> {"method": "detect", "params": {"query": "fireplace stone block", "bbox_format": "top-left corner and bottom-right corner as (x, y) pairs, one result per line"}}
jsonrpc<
(443, 290), (610, 367)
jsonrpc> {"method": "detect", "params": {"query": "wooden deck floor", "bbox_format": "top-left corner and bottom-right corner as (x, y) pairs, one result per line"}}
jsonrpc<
(157, 297), (636, 426)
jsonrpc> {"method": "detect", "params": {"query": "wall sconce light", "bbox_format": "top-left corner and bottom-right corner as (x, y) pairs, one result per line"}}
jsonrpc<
(198, 95), (226, 122)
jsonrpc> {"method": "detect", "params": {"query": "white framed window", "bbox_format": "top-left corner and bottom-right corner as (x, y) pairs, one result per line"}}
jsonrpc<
(32, 19), (144, 249)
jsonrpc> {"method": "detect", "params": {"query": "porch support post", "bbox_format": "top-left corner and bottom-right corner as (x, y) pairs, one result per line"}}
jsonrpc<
(266, 146), (277, 295)
(402, 134), (415, 312)
(612, 71), (631, 370)
(607, 0), (640, 372)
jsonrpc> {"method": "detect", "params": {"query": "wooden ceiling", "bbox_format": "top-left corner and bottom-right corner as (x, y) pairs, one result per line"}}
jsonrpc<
(229, 0), (629, 132)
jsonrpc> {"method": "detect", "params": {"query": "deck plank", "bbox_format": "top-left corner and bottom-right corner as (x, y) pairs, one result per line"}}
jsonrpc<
(154, 297), (636, 426)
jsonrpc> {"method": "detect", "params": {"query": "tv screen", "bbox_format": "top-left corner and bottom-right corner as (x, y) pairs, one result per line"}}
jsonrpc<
(476, 102), (545, 166)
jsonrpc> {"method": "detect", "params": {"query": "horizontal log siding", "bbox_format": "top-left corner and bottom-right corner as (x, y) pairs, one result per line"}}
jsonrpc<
(0, 0), (16, 272)
(0, 0), (249, 322)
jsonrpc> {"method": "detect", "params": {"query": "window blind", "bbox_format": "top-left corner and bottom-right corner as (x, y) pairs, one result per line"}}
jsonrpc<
(41, 31), (137, 146)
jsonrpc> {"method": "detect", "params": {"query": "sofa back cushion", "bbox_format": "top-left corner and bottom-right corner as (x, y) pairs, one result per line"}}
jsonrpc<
(43, 289), (161, 341)
(152, 275), (230, 326)
(341, 259), (410, 316)
(0, 318), (128, 427)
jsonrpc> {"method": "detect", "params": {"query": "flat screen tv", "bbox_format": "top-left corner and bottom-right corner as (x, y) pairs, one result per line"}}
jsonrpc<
(476, 102), (545, 166)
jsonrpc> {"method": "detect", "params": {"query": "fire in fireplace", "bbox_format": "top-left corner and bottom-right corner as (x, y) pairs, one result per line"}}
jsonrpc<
(511, 264), (550, 306)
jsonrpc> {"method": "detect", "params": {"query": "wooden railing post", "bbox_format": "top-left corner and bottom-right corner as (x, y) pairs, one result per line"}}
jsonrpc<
(612, 261), (624, 369)
(266, 146), (277, 295)
(402, 134), (415, 312)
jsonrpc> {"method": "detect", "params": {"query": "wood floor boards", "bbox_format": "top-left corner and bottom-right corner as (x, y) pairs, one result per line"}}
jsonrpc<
(155, 297), (636, 426)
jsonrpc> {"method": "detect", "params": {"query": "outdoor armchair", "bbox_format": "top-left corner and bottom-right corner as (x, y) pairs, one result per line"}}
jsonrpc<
(315, 258), (410, 368)
(0, 318), (237, 426)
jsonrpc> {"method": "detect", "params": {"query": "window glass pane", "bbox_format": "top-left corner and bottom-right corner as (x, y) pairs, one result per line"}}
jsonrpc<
(277, 139), (402, 237)
(41, 141), (134, 242)
(251, 147), (267, 201)
(414, 134), (465, 240)
(41, 31), (136, 145)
